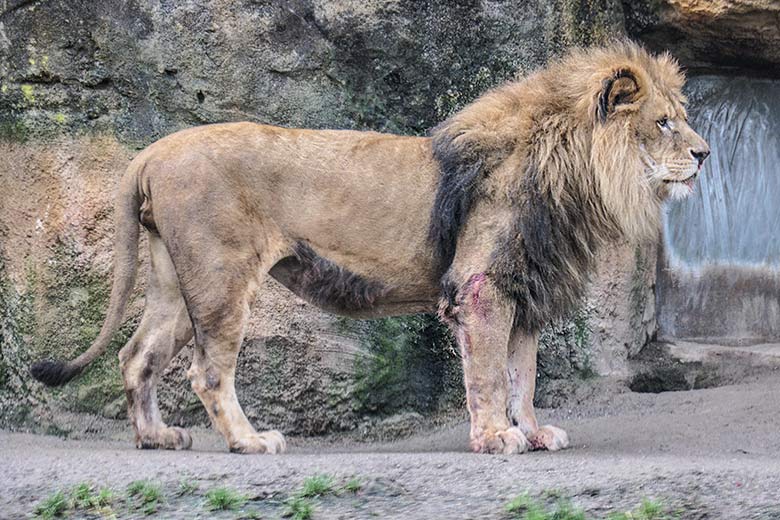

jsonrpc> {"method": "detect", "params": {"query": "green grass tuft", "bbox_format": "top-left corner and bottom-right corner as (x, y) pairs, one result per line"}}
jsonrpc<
(607, 498), (673, 520)
(127, 480), (163, 514)
(283, 496), (314, 520)
(300, 474), (335, 498)
(551, 501), (587, 520)
(69, 482), (114, 509)
(33, 490), (67, 519)
(71, 482), (94, 509)
(34, 484), (115, 518)
(505, 493), (585, 520)
(177, 478), (199, 496)
(506, 494), (546, 519)
(281, 473), (357, 518)
(507, 494), (674, 520)
(205, 487), (247, 511)
(343, 477), (362, 494)
(92, 487), (115, 508)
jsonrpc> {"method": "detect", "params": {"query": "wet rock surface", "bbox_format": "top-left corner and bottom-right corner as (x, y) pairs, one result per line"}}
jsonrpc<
(629, 340), (780, 393)
(658, 74), (780, 345)
(0, 0), (625, 143)
(625, 0), (780, 75)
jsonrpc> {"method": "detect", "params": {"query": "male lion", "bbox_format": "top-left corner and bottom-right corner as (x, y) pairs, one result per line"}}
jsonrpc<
(31, 41), (709, 455)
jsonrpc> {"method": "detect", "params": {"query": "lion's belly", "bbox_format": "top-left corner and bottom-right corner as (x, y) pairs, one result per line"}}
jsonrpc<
(267, 242), (439, 318)
(239, 125), (444, 314)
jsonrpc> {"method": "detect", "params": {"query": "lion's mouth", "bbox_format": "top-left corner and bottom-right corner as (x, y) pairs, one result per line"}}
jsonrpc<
(663, 171), (698, 190)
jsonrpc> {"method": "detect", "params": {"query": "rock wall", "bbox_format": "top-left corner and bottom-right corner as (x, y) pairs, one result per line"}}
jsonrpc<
(625, 0), (780, 75)
(1, 0), (655, 436)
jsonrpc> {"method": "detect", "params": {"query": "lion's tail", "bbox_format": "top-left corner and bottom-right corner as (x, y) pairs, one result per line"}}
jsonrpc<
(30, 165), (142, 387)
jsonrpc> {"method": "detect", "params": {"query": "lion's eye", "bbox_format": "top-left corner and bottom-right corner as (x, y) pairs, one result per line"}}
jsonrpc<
(656, 117), (669, 129)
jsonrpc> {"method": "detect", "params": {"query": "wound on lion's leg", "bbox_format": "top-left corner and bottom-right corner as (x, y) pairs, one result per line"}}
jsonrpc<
(466, 272), (490, 320)
(449, 274), (529, 454)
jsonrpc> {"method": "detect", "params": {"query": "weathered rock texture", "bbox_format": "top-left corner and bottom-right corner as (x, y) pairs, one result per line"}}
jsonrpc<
(0, 0), (628, 143)
(10, 0), (765, 436)
(624, 0), (780, 75)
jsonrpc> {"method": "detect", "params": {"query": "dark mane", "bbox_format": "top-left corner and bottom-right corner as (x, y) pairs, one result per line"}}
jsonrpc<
(427, 122), (495, 273)
(428, 122), (610, 331)
(487, 165), (609, 331)
(427, 41), (667, 330)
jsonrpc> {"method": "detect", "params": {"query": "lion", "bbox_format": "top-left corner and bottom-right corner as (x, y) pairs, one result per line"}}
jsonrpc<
(31, 41), (709, 455)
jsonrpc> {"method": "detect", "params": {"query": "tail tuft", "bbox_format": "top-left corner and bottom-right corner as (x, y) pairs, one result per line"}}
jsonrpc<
(30, 360), (81, 387)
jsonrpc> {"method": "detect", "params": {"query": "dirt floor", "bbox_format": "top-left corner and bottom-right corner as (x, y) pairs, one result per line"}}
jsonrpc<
(3, 372), (780, 519)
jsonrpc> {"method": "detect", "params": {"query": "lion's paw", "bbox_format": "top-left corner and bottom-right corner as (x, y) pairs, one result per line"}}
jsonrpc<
(229, 430), (287, 454)
(137, 426), (192, 451)
(528, 425), (569, 451)
(470, 427), (531, 455)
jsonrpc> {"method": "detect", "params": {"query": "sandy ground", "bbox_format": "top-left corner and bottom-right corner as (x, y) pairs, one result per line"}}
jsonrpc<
(3, 374), (780, 519)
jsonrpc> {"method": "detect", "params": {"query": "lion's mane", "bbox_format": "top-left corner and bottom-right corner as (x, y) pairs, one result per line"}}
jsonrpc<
(429, 41), (684, 330)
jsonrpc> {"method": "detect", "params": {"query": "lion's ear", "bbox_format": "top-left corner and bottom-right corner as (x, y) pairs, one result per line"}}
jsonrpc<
(597, 68), (642, 123)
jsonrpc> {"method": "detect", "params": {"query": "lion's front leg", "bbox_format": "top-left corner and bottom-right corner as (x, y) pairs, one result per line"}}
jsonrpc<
(507, 329), (569, 451)
(444, 273), (530, 454)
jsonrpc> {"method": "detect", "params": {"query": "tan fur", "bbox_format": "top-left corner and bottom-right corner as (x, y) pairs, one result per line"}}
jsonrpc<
(33, 41), (708, 455)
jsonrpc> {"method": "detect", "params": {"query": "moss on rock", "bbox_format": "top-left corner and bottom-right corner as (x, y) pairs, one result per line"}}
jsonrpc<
(20, 84), (36, 104)
(0, 114), (32, 142)
(350, 315), (462, 417)
(556, 0), (626, 47)
(0, 258), (42, 427)
(0, 240), (138, 430)
(538, 306), (596, 384)
(30, 241), (134, 415)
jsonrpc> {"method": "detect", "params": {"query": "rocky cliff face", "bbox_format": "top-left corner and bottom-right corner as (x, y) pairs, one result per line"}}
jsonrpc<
(0, 0), (626, 144)
(4, 0), (766, 437)
(625, 0), (780, 75)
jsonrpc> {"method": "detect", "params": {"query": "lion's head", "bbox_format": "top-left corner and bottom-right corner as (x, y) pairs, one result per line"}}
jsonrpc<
(595, 68), (710, 200)
(583, 42), (710, 240)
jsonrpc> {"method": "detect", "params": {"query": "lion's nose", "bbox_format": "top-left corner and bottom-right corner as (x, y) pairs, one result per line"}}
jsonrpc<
(690, 148), (710, 166)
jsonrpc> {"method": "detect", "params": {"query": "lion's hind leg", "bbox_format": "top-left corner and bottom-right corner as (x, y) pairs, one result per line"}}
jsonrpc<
(172, 233), (287, 454)
(184, 281), (286, 454)
(119, 234), (194, 450)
